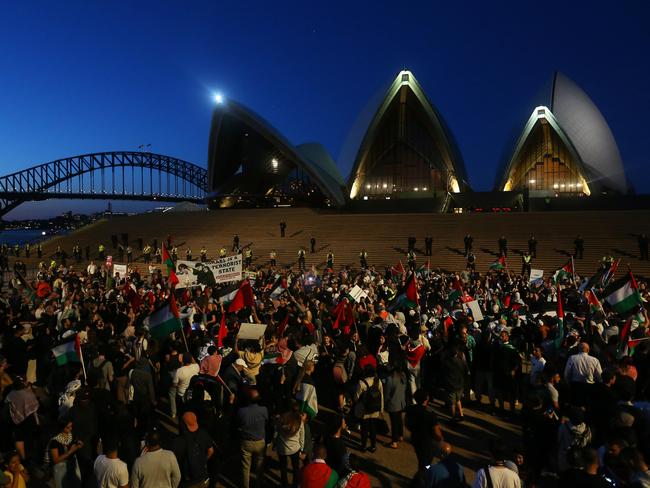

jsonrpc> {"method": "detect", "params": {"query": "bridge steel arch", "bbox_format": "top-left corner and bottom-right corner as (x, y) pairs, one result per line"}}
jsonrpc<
(0, 151), (208, 217)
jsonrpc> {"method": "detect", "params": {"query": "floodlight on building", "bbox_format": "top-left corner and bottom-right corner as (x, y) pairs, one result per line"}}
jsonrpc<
(422, 187), (428, 191)
(553, 184), (559, 189)
(271, 158), (279, 170)
(214, 92), (224, 104)
(363, 195), (368, 200)
(382, 183), (387, 189)
(529, 179), (536, 184)
(414, 187), (419, 191)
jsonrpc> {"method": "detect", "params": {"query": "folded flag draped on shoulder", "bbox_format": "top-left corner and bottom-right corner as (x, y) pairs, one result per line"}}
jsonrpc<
(146, 294), (182, 339)
(552, 260), (574, 284)
(390, 273), (419, 310)
(162, 243), (179, 287)
(228, 280), (255, 313)
(605, 272), (642, 316)
(52, 336), (81, 365)
(489, 255), (507, 271)
(296, 381), (318, 418)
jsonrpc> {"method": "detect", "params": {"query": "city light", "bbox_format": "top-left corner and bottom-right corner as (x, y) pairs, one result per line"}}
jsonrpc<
(529, 179), (536, 184)
(414, 187), (419, 191)
(213, 92), (224, 104)
(271, 158), (279, 169)
(553, 184), (559, 189)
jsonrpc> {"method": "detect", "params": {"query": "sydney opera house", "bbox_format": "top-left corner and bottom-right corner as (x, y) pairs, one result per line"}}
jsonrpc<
(207, 70), (629, 213)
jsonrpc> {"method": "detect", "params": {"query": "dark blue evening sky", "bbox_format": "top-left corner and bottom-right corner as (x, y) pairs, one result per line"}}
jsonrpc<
(1, 1), (648, 218)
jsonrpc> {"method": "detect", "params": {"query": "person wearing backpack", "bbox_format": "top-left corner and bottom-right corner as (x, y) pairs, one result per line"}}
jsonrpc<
(423, 442), (467, 488)
(353, 365), (384, 453)
(172, 411), (215, 488)
(88, 350), (114, 391)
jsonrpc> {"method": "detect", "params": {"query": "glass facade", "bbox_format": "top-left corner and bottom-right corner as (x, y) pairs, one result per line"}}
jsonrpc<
(355, 86), (449, 199)
(505, 119), (589, 195)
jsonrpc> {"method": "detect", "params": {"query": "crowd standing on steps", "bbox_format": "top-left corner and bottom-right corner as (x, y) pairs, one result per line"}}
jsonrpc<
(0, 231), (649, 488)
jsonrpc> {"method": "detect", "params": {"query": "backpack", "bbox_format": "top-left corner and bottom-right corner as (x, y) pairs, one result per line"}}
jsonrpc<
(360, 378), (382, 414)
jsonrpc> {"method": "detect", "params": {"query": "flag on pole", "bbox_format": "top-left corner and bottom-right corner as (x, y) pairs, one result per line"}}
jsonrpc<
(52, 338), (81, 366)
(586, 288), (602, 313)
(604, 273), (643, 315)
(228, 280), (255, 313)
(601, 259), (620, 288)
(162, 243), (179, 286)
(617, 317), (634, 358)
(216, 311), (228, 348)
(489, 255), (507, 271)
(390, 261), (405, 277)
(145, 295), (182, 339)
(552, 260), (574, 284)
(392, 273), (419, 309)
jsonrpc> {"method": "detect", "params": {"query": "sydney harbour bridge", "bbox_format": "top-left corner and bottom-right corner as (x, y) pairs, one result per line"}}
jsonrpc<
(0, 151), (208, 217)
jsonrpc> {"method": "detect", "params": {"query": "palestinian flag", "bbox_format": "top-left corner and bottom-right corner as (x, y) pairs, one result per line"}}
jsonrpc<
(391, 273), (419, 310)
(52, 336), (81, 366)
(552, 260), (574, 284)
(489, 255), (507, 271)
(262, 351), (285, 365)
(417, 260), (430, 276)
(447, 278), (463, 305)
(228, 280), (255, 313)
(617, 317), (633, 358)
(586, 289), (602, 313)
(605, 273), (642, 315)
(269, 275), (288, 299)
(145, 295), (182, 339)
(218, 283), (240, 304)
(296, 382), (318, 418)
(277, 313), (290, 336)
(627, 337), (650, 356)
(390, 261), (405, 278)
(601, 259), (620, 288)
(162, 243), (179, 286)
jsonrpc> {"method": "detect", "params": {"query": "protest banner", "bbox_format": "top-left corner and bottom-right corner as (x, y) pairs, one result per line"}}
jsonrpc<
(214, 254), (243, 284)
(113, 263), (127, 278)
(175, 260), (212, 288)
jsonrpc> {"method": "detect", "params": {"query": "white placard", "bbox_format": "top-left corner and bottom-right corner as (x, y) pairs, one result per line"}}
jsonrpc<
(348, 285), (368, 302)
(465, 300), (484, 322)
(113, 264), (127, 278)
(237, 323), (267, 341)
(529, 269), (544, 284)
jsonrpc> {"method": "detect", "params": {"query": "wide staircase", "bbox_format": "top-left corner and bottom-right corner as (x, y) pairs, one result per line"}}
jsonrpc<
(17, 208), (650, 278)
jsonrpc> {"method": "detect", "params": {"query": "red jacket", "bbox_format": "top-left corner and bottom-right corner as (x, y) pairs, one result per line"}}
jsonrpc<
(407, 343), (425, 367)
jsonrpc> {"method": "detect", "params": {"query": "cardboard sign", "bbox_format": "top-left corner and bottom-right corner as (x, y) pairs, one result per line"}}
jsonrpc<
(464, 300), (484, 322)
(113, 263), (127, 278)
(348, 285), (368, 302)
(529, 269), (544, 284)
(237, 323), (267, 341)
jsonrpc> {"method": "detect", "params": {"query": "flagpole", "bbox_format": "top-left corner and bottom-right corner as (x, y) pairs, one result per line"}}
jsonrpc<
(571, 255), (578, 288)
(77, 337), (88, 382)
(179, 325), (191, 353)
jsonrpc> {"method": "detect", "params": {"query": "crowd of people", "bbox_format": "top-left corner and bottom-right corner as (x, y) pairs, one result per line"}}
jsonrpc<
(0, 233), (650, 488)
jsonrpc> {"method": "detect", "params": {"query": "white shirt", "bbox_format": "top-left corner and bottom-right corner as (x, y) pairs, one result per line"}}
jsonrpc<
(87, 263), (97, 274)
(472, 465), (521, 488)
(564, 352), (602, 384)
(173, 363), (199, 396)
(94, 454), (129, 488)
